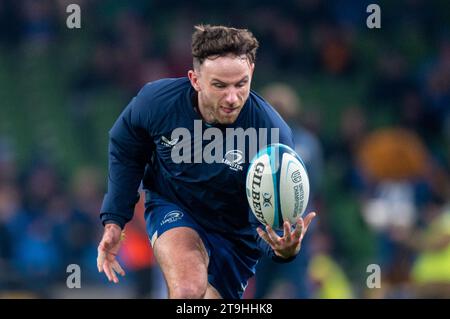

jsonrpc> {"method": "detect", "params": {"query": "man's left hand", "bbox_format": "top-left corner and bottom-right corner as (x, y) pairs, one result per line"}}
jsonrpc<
(257, 212), (316, 259)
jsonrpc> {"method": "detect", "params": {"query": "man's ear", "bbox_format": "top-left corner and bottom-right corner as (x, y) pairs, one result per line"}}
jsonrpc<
(188, 70), (201, 92)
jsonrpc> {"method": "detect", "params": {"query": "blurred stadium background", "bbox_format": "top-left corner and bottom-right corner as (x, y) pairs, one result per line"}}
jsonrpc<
(0, 0), (449, 298)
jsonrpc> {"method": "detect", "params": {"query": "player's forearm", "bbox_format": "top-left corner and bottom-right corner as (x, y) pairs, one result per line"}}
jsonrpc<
(100, 167), (144, 227)
(100, 106), (150, 228)
(100, 176), (141, 228)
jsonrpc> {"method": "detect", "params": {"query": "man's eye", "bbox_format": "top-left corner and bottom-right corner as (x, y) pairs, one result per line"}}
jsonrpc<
(213, 83), (225, 88)
(236, 80), (248, 88)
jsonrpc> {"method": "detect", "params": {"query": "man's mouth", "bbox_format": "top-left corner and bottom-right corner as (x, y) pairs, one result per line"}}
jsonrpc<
(221, 106), (238, 114)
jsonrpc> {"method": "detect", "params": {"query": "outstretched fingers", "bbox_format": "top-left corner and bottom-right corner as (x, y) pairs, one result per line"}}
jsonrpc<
(283, 221), (292, 242)
(266, 224), (281, 247)
(112, 261), (125, 277)
(256, 227), (273, 247)
(293, 212), (317, 241)
(97, 251), (105, 273)
(103, 262), (118, 283)
(303, 212), (316, 230)
(102, 259), (125, 283)
(257, 225), (281, 249)
(292, 218), (304, 241)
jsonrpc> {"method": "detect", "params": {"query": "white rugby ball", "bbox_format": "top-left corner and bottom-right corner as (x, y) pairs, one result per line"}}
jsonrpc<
(246, 143), (310, 229)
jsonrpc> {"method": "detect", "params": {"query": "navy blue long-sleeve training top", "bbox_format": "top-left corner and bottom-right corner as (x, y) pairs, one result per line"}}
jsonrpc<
(100, 77), (296, 262)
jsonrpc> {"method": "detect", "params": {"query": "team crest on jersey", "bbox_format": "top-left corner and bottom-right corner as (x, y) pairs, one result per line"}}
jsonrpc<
(161, 210), (184, 225)
(161, 136), (179, 148)
(222, 150), (244, 171)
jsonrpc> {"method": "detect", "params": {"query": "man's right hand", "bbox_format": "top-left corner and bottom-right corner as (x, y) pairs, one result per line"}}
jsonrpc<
(97, 223), (126, 283)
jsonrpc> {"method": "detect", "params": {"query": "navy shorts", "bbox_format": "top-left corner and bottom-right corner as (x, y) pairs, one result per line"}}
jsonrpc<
(144, 191), (260, 299)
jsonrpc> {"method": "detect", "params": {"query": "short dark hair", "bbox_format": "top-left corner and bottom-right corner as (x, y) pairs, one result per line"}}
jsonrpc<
(191, 24), (259, 68)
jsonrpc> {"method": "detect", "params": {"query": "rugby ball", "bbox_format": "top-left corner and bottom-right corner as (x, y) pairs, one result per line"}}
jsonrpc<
(246, 143), (310, 229)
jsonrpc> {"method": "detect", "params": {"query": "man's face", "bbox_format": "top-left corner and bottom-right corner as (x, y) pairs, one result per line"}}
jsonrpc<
(188, 54), (254, 125)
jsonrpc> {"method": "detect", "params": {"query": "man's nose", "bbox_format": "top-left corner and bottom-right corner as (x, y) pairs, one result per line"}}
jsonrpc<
(225, 89), (239, 105)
